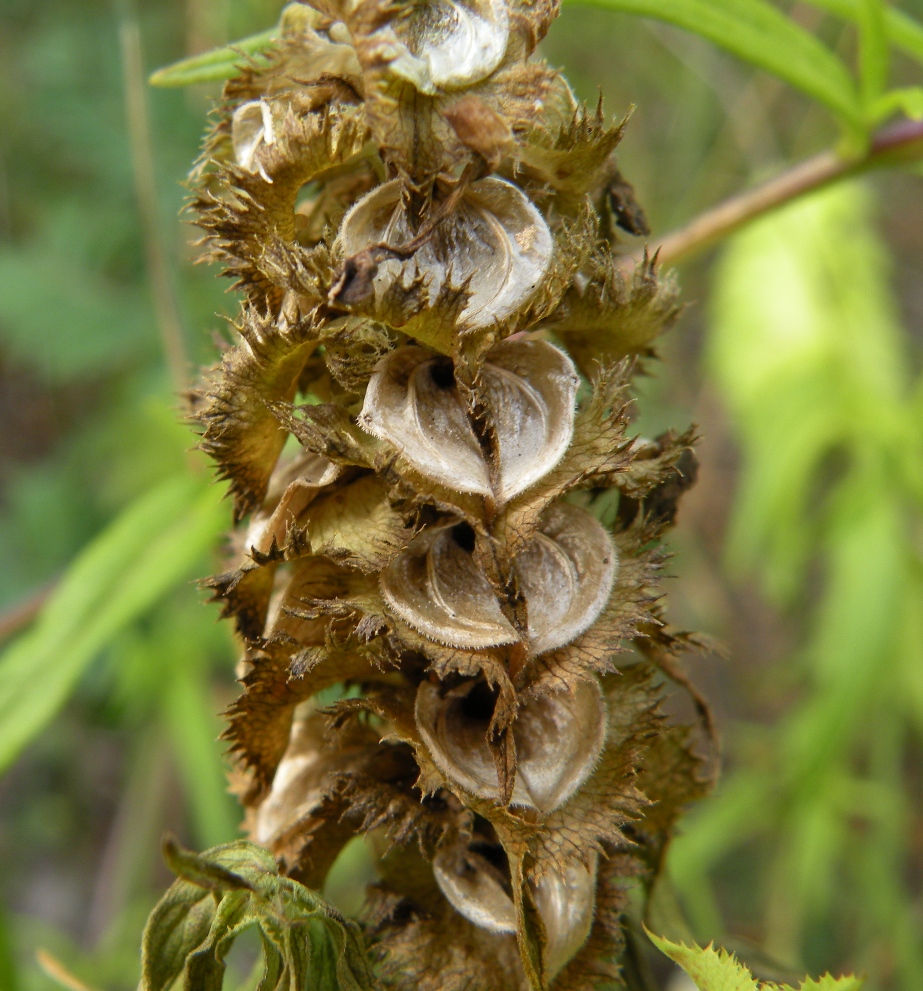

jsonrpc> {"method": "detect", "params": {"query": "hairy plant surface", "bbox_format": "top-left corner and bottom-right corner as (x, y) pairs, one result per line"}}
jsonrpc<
(188, 2), (709, 986)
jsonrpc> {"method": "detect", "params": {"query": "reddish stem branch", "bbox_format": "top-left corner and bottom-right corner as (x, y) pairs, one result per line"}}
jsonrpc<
(633, 118), (923, 269)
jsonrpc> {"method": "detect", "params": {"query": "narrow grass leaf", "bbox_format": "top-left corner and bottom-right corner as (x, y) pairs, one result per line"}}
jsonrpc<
(568, 0), (862, 128)
(802, 0), (923, 67)
(162, 663), (240, 849)
(0, 475), (228, 774)
(858, 0), (890, 112)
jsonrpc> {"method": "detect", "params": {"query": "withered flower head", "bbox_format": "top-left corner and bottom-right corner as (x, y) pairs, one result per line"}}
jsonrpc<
(190, 1), (708, 987)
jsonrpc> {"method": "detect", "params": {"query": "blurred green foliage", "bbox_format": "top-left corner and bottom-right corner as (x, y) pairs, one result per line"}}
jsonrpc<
(0, 0), (920, 989)
(649, 929), (864, 990)
(669, 181), (923, 989)
(0, 0), (279, 987)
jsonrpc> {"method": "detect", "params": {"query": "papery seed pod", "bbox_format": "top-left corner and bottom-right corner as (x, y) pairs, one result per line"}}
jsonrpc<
(185, 1), (713, 987)
(380, 503), (615, 653)
(532, 857), (598, 980)
(387, 0), (511, 93)
(337, 177), (553, 333)
(432, 843), (518, 933)
(359, 340), (579, 502)
(416, 678), (607, 810)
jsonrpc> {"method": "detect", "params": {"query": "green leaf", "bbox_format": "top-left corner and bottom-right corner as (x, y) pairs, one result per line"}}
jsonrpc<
(162, 835), (258, 894)
(140, 840), (374, 991)
(646, 931), (759, 990)
(785, 976), (866, 991)
(858, 0), (889, 112)
(568, 0), (862, 130)
(871, 85), (923, 123)
(647, 930), (864, 990)
(148, 29), (276, 87)
(801, 0), (923, 67)
(0, 474), (228, 774)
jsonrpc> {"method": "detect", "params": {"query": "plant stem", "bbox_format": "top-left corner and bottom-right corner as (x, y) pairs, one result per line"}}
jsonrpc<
(120, 18), (190, 394)
(634, 117), (923, 268)
(0, 583), (53, 644)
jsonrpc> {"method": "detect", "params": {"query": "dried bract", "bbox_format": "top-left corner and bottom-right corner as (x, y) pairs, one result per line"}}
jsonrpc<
(185, 0), (710, 986)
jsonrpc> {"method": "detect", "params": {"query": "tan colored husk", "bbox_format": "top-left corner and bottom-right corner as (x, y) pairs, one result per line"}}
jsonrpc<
(359, 339), (579, 502)
(336, 176), (554, 337)
(187, 1), (711, 986)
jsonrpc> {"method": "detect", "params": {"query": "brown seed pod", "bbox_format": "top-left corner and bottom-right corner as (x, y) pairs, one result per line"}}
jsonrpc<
(387, 0), (511, 92)
(182, 1), (711, 986)
(360, 340), (579, 502)
(338, 177), (554, 333)
(415, 677), (608, 811)
(380, 503), (616, 653)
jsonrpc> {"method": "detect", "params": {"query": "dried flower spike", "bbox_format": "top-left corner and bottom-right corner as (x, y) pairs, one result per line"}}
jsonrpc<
(189, 1), (710, 987)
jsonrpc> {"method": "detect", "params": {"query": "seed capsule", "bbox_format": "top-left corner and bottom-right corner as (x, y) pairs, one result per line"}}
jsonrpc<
(432, 839), (597, 978)
(432, 844), (517, 933)
(232, 99), (277, 175)
(388, 0), (510, 93)
(415, 677), (608, 811)
(338, 177), (553, 331)
(382, 525), (518, 649)
(380, 503), (617, 654)
(360, 340), (579, 502)
(515, 502), (618, 655)
(532, 856), (598, 979)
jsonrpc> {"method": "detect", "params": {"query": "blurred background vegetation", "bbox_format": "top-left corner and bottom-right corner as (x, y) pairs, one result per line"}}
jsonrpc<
(0, 0), (921, 988)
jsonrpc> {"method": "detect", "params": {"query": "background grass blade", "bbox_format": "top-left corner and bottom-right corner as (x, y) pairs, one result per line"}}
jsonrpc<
(858, 0), (890, 113)
(0, 475), (228, 774)
(569, 0), (862, 129)
(802, 0), (923, 66)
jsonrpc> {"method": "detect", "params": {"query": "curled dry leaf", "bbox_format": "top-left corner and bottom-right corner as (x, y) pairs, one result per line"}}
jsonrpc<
(244, 451), (340, 557)
(380, 502), (616, 654)
(415, 677), (607, 811)
(389, 0), (510, 93)
(337, 177), (553, 333)
(359, 339), (578, 502)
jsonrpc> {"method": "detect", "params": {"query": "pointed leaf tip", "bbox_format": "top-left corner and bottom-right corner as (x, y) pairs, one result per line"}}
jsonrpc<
(148, 29), (277, 87)
(646, 928), (865, 991)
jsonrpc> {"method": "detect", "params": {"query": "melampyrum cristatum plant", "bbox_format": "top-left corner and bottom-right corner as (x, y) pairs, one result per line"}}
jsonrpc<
(188, 1), (710, 987)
